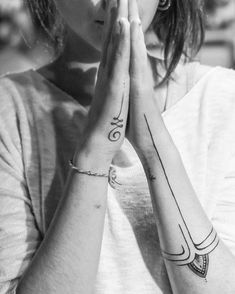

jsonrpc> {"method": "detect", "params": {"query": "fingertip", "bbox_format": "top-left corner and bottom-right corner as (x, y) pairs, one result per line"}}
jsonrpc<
(128, 0), (141, 23)
(118, 0), (129, 19)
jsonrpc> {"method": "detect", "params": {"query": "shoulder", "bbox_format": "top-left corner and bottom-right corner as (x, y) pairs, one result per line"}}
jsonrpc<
(194, 64), (235, 110)
(0, 69), (65, 124)
(0, 70), (38, 111)
(0, 72), (36, 147)
(0, 68), (65, 106)
(177, 62), (235, 92)
(188, 64), (235, 142)
(173, 62), (235, 107)
(0, 71), (40, 137)
(192, 63), (235, 86)
(0, 70), (54, 151)
(167, 63), (235, 140)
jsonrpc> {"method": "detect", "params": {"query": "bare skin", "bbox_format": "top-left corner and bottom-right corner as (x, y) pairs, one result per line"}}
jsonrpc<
(127, 1), (235, 293)
(17, 1), (130, 293)
(15, 0), (235, 293)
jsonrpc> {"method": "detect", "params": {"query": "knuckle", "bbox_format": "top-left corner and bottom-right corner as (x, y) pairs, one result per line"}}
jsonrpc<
(113, 48), (123, 61)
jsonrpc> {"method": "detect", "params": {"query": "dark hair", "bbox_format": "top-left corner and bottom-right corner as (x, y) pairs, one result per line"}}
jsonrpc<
(153, 0), (205, 82)
(25, 0), (64, 51)
(25, 0), (205, 81)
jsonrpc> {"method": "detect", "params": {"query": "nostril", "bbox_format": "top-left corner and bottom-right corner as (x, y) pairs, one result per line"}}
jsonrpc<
(102, 0), (107, 10)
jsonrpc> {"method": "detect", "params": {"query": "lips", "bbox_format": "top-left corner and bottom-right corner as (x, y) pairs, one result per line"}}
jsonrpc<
(95, 20), (105, 25)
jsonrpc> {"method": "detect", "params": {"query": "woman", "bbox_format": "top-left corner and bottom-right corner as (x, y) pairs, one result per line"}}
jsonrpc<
(0, 0), (235, 293)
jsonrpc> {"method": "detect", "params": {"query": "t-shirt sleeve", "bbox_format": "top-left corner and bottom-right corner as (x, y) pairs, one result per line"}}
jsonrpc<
(204, 66), (235, 257)
(0, 78), (41, 293)
(212, 150), (235, 256)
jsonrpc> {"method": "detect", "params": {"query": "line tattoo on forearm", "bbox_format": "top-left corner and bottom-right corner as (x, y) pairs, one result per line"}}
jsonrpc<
(144, 114), (220, 279)
(108, 94), (124, 142)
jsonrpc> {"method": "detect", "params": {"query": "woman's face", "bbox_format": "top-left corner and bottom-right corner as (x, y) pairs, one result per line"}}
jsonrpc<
(55, 0), (159, 51)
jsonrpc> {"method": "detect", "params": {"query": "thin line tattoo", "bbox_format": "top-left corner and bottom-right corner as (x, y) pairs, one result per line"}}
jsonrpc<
(108, 94), (124, 142)
(144, 114), (219, 279)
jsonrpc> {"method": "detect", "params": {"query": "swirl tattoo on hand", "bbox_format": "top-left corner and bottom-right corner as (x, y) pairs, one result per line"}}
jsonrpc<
(108, 94), (124, 142)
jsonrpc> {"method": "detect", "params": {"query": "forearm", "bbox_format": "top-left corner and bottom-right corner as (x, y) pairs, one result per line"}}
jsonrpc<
(143, 118), (235, 293)
(17, 151), (109, 294)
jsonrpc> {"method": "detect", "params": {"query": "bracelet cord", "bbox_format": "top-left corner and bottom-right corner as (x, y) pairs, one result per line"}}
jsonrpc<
(69, 160), (120, 189)
(69, 160), (109, 178)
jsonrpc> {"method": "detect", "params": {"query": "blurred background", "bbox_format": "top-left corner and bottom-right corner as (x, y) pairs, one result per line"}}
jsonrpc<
(0, 0), (235, 76)
(0, 0), (53, 76)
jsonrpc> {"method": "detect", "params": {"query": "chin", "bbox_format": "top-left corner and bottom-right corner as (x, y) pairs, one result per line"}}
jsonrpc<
(86, 36), (103, 52)
(76, 24), (104, 53)
(85, 30), (104, 53)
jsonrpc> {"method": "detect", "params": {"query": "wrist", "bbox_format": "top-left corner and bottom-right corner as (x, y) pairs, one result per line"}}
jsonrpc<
(140, 138), (180, 171)
(73, 145), (112, 171)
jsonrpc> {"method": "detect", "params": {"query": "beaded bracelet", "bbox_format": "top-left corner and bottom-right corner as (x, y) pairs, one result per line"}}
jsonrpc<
(69, 160), (118, 188)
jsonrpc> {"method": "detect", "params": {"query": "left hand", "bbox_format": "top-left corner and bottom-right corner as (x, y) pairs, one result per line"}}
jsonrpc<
(126, 0), (164, 164)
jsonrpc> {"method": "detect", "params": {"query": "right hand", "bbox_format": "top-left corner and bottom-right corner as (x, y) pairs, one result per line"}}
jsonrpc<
(78, 0), (130, 165)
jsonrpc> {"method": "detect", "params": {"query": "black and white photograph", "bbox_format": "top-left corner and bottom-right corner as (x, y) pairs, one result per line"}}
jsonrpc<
(0, 0), (235, 293)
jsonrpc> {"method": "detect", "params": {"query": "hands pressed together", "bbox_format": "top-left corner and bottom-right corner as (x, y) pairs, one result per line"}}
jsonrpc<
(84, 0), (164, 167)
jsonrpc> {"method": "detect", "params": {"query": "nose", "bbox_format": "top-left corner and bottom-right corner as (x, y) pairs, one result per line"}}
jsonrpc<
(102, 0), (106, 10)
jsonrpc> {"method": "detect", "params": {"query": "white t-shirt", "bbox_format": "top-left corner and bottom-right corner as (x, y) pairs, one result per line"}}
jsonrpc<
(0, 63), (235, 293)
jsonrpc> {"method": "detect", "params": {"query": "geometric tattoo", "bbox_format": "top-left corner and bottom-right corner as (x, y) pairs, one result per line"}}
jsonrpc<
(144, 114), (220, 279)
(162, 225), (219, 278)
(108, 94), (124, 142)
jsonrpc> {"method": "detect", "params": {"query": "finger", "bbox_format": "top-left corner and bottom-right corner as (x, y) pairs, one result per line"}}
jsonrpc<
(129, 0), (146, 77)
(117, 0), (128, 19)
(104, 2), (130, 127)
(92, 18), (130, 142)
(102, 0), (128, 71)
(93, 19), (130, 142)
(102, 0), (117, 42)
(105, 0), (129, 74)
(100, 1), (118, 68)
(128, 0), (141, 23)
(107, 18), (130, 82)
(130, 20), (147, 81)
(101, 18), (130, 124)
